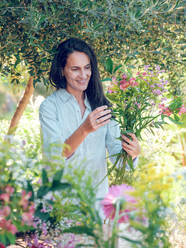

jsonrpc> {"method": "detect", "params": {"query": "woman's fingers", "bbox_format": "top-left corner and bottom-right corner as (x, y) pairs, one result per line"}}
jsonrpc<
(92, 106), (112, 124)
(96, 113), (111, 124)
(83, 105), (111, 133)
(122, 133), (141, 159)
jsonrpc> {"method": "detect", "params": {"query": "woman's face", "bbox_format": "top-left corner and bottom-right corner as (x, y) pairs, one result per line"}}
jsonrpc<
(62, 51), (92, 96)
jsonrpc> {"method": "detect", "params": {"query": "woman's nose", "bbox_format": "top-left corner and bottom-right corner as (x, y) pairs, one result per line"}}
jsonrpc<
(79, 69), (87, 79)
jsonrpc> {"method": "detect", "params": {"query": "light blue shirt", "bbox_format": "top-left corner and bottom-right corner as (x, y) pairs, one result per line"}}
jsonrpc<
(39, 89), (137, 201)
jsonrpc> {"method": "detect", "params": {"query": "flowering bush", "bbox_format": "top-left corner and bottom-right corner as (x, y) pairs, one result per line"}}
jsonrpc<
(100, 162), (185, 247)
(0, 184), (35, 245)
(105, 63), (186, 183)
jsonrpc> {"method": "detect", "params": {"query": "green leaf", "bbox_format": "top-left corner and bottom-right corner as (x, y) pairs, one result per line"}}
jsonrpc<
(35, 207), (51, 221)
(105, 57), (113, 74)
(76, 244), (95, 247)
(51, 182), (71, 191)
(6, 232), (16, 244)
(42, 169), (49, 185)
(37, 186), (50, 198)
(118, 235), (142, 244)
(113, 64), (122, 73)
(101, 77), (112, 82)
(168, 116), (182, 125)
(63, 225), (97, 238)
(0, 233), (6, 245)
(130, 220), (147, 234)
(26, 180), (35, 201)
(126, 156), (134, 171)
(53, 169), (64, 182)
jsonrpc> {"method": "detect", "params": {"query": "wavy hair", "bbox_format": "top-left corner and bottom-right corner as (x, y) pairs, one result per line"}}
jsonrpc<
(49, 38), (111, 110)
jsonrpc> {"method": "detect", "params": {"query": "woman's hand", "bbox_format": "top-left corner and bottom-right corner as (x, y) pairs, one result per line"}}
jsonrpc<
(82, 105), (111, 134)
(121, 133), (140, 159)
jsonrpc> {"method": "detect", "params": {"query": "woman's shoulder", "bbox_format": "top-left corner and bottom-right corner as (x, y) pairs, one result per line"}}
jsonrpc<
(39, 91), (58, 113)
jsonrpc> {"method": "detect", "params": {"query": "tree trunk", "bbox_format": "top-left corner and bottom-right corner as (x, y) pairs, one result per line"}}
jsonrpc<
(7, 76), (34, 135)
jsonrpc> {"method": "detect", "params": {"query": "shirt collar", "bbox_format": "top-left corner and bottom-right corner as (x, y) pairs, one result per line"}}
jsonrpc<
(57, 88), (72, 103)
(57, 89), (92, 110)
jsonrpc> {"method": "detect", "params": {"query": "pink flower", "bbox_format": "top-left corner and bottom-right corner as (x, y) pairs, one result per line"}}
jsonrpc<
(101, 184), (137, 223)
(0, 193), (10, 203)
(5, 185), (14, 195)
(107, 87), (113, 94)
(135, 102), (141, 108)
(0, 206), (11, 219)
(22, 212), (34, 226)
(129, 77), (138, 87)
(178, 105), (186, 116)
(122, 74), (127, 80)
(0, 219), (17, 234)
(0, 243), (5, 248)
(20, 191), (32, 210)
(22, 202), (35, 226)
(159, 104), (172, 116)
(111, 76), (118, 84)
(7, 222), (18, 234)
(120, 80), (130, 91)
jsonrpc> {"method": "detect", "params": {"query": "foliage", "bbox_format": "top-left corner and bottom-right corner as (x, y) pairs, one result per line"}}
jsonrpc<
(0, 134), (72, 246)
(0, 97), (185, 246)
(0, 139), (35, 246)
(102, 63), (185, 184)
(0, 0), (185, 93)
(0, 103), (73, 246)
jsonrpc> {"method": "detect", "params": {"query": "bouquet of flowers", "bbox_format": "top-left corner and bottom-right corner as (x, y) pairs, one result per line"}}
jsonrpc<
(104, 63), (186, 184)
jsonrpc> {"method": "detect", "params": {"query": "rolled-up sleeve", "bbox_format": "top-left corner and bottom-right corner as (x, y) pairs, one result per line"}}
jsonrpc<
(39, 98), (64, 160)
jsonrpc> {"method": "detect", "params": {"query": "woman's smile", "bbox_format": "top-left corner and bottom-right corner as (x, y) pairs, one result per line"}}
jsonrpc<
(62, 51), (92, 96)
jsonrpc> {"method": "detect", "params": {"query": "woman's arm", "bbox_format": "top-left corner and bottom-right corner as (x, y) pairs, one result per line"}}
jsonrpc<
(63, 105), (111, 158)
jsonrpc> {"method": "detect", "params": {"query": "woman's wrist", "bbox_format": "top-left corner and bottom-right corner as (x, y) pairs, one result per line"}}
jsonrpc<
(80, 122), (90, 137)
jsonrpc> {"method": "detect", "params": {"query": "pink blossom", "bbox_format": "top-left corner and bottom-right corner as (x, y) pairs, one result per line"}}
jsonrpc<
(120, 80), (130, 91)
(0, 243), (5, 248)
(107, 87), (113, 94)
(22, 202), (35, 226)
(135, 102), (141, 108)
(111, 76), (118, 84)
(101, 184), (137, 223)
(5, 185), (14, 195)
(22, 212), (34, 226)
(20, 191), (32, 210)
(129, 78), (138, 87)
(159, 104), (172, 116)
(122, 74), (127, 80)
(142, 72), (147, 76)
(178, 105), (186, 116)
(0, 219), (17, 234)
(0, 193), (10, 203)
(0, 206), (11, 218)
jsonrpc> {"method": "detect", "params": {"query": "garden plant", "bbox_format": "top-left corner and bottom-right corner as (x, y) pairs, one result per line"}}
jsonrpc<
(0, 0), (186, 247)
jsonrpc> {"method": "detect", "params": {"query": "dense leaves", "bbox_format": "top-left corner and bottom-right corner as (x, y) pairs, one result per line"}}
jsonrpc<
(0, 0), (185, 92)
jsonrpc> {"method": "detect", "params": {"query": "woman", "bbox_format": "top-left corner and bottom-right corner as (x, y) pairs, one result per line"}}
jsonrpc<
(39, 38), (140, 212)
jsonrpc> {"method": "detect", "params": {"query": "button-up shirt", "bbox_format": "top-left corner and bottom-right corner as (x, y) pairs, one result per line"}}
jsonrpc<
(39, 89), (136, 202)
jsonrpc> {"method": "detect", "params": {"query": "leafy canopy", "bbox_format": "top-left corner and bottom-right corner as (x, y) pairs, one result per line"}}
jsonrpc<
(0, 0), (185, 91)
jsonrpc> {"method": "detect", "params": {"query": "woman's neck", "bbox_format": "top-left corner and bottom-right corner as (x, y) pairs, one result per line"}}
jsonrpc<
(66, 88), (85, 104)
